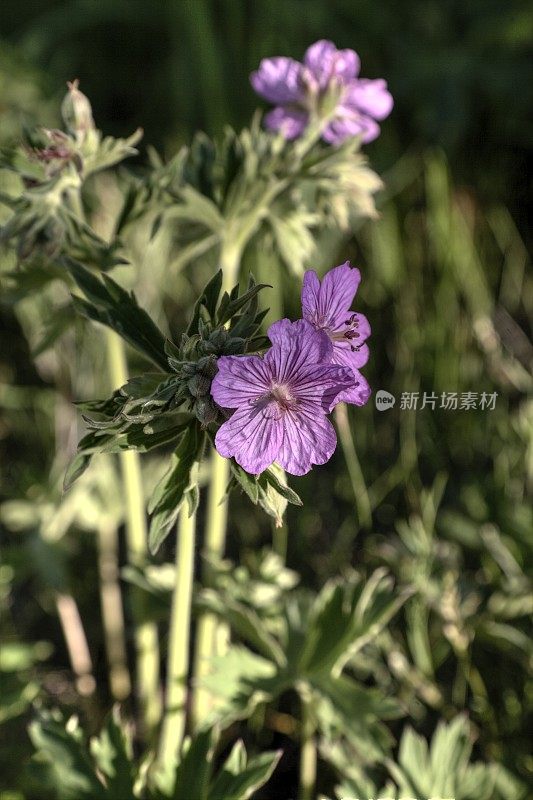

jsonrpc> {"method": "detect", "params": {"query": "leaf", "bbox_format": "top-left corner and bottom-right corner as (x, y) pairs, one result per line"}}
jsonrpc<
(209, 745), (281, 800)
(64, 452), (92, 491)
(196, 588), (286, 667)
(217, 282), (270, 326)
(148, 425), (205, 554)
(173, 727), (214, 800)
(261, 466), (303, 507)
(298, 570), (411, 677)
(198, 646), (280, 727)
(186, 269), (223, 335)
(28, 711), (106, 800)
(229, 461), (259, 504)
(89, 706), (136, 798)
(65, 257), (168, 370)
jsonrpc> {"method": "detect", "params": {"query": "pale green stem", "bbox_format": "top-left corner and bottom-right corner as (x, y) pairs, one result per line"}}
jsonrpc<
(334, 403), (372, 528)
(298, 688), (317, 800)
(192, 243), (238, 727)
(105, 328), (162, 738)
(159, 496), (198, 764)
(96, 516), (132, 701)
(272, 521), (288, 563)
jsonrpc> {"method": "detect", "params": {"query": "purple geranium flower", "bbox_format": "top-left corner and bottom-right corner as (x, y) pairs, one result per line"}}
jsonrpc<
(250, 39), (393, 145)
(211, 319), (355, 475)
(301, 261), (371, 406)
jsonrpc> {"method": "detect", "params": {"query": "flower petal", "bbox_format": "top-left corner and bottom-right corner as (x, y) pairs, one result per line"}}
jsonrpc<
(277, 408), (337, 475)
(264, 107), (308, 140)
(302, 262), (361, 330)
(304, 40), (360, 86)
(333, 341), (370, 370)
(330, 343), (371, 406)
(215, 405), (283, 474)
(322, 113), (380, 145)
(266, 319), (332, 378)
(292, 362), (355, 412)
(250, 57), (304, 104)
(344, 79), (393, 120)
(210, 355), (271, 410)
(333, 370), (371, 407)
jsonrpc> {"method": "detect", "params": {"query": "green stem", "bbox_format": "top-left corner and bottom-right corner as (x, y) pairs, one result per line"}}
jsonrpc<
(105, 328), (162, 738)
(96, 516), (131, 701)
(272, 521), (288, 563)
(298, 687), (317, 800)
(159, 496), (198, 764)
(191, 243), (238, 727)
(334, 403), (372, 528)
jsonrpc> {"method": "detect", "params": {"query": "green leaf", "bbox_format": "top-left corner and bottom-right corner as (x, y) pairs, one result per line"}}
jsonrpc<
(89, 706), (136, 799)
(148, 425), (205, 554)
(198, 646), (280, 726)
(187, 269), (223, 335)
(63, 452), (92, 491)
(261, 467), (303, 506)
(209, 745), (281, 800)
(173, 727), (214, 800)
(299, 570), (412, 677)
(65, 257), (168, 370)
(28, 711), (106, 800)
(229, 461), (259, 504)
(217, 282), (270, 326)
(196, 588), (286, 667)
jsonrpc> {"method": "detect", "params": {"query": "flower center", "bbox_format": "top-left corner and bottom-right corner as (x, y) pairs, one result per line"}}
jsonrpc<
(269, 382), (294, 410)
(327, 313), (362, 352)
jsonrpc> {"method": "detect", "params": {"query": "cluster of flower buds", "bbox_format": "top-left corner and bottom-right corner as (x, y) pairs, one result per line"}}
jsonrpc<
(167, 323), (248, 426)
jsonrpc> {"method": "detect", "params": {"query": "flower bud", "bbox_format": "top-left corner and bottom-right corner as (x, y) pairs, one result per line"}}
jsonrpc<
(199, 340), (218, 355)
(61, 80), (95, 136)
(194, 397), (219, 426)
(188, 374), (211, 398)
(223, 337), (245, 355)
(208, 328), (228, 350)
(197, 356), (218, 379)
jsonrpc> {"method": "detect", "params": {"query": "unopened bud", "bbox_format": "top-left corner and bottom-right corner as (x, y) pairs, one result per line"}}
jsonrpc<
(194, 397), (218, 426)
(199, 340), (218, 355)
(208, 328), (228, 350)
(188, 373), (211, 398)
(61, 80), (95, 135)
(223, 337), (245, 355)
(197, 356), (218, 379)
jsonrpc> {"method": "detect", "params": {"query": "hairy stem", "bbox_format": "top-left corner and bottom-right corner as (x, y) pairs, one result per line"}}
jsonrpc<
(105, 328), (162, 738)
(191, 243), (238, 727)
(334, 403), (372, 528)
(159, 496), (197, 763)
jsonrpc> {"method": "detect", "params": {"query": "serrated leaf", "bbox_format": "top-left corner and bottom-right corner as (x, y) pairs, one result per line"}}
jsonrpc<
(65, 257), (168, 370)
(28, 711), (106, 800)
(196, 588), (286, 668)
(89, 706), (136, 798)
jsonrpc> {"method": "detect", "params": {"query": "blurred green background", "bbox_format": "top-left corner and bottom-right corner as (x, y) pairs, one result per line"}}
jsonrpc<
(0, 2), (532, 799)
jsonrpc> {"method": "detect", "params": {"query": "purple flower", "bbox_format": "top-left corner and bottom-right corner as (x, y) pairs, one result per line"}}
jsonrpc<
(301, 261), (371, 406)
(211, 319), (355, 475)
(250, 39), (393, 145)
